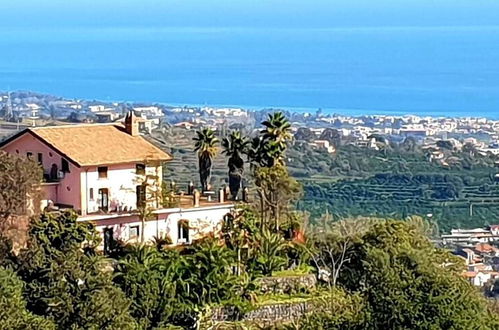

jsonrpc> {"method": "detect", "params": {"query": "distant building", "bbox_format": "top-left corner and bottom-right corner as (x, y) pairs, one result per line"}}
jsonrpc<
(95, 112), (120, 123)
(309, 140), (335, 153)
(133, 106), (163, 118)
(88, 105), (106, 113)
(441, 227), (497, 245)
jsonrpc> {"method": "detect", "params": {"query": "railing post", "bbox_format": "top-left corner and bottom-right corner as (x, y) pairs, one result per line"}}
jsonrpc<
(224, 185), (231, 201)
(242, 187), (249, 203)
(193, 189), (200, 207)
(219, 188), (225, 203)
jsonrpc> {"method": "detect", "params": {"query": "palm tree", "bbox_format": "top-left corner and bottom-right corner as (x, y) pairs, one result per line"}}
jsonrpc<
(222, 131), (249, 200)
(260, 112), (292, 166)
(261, 112), (292, 148)
(193, 128), (219, 191)
(252, 227), (289, 276)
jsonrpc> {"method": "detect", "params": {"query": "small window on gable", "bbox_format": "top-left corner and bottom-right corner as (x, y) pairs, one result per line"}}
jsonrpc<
(61, 159), (70, 173)
(98, 166), (108, 179)
(37, 153), (43, 165)
(129, 225), (140, 239)
(26, 152), (33, 160)
(136, 163), (146, 175)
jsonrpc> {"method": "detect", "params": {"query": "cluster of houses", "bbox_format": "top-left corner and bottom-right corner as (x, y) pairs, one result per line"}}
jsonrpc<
(293, 113), (499, 155)
(3, 91), (499, 158)
(442, 226), (499, 287)
(0, 111), (234, 253)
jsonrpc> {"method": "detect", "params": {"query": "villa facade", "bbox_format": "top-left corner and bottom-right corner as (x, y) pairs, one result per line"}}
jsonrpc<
(0, 112), (234, 251)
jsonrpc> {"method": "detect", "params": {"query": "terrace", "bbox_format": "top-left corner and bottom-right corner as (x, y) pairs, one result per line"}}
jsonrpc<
(45, 185), (246, 222)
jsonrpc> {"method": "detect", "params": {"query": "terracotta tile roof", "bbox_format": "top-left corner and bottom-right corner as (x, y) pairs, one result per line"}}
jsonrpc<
(23, 124), (172, 166)
(475, 243), (499, 253)
(463, 271), (477, 278)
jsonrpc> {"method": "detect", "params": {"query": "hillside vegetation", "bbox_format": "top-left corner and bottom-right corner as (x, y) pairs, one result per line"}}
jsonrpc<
(291, 144), (499, 232)
(150, 126), (499, 232)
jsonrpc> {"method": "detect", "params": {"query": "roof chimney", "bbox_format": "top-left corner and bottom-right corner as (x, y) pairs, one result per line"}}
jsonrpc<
(125, 111), (139, 136)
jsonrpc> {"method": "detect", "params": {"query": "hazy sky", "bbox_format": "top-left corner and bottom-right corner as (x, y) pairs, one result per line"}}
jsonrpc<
(2, 0), (499, 28)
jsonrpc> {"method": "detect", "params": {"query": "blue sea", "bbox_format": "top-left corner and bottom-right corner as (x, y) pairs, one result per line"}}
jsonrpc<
(1, 25), (499, 118)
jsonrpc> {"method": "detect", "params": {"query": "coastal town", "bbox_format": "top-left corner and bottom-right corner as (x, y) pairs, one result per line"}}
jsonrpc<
(1, 91), (499, 156)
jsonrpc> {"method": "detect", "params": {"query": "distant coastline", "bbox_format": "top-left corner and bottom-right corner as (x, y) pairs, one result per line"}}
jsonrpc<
(163, 101), (499, 120)
(2, 89), (498, 121)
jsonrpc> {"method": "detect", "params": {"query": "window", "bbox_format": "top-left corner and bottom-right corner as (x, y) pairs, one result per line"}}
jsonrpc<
(98, 188), (109, 212)
(136, 163), (146, 175)
(136, 185), (146, 208)
(98, 166), (108, 179)
(61, 158), (70, 173)
(37, 153), (43, 165)
(129, 225), (140, 239)
(50, 164), (58, 181)
(177, 220), (189, 243)
(89, 188), (94, 200)
(26, 152), (33, 160)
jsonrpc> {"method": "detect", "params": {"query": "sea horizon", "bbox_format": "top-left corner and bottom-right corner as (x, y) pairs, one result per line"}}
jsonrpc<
(4, 88), (499, 120)
(1, 9), (498, 121)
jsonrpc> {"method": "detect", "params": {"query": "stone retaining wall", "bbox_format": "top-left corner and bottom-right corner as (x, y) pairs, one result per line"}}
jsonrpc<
(211, 299), (320, 324)
(257, 274), (317, 294)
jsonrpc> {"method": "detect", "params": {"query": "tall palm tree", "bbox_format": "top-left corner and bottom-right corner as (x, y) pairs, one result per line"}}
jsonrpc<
(260, 112), (292, 166)
(193, 128), (219, 191)
(222, 131), (249, 200)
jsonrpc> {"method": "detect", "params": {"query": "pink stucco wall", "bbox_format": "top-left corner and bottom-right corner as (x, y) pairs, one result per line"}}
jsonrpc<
(2, 132), (164, 215)
(2, 133), (82, 210)
(41, 184), (58, 203)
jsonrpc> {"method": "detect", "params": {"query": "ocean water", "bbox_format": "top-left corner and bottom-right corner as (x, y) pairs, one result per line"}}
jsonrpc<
(0, 25), (498, 118)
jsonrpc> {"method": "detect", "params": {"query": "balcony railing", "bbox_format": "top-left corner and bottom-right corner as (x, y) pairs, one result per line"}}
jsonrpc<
(42, 170), (65, 183)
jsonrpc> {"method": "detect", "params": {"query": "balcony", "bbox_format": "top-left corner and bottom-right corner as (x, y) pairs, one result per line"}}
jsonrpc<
(77, 190), (239, 222)
(42, 170), (65, 183)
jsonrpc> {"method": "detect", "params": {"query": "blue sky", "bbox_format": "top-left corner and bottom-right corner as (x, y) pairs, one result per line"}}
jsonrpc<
(2, 0), (499, 28)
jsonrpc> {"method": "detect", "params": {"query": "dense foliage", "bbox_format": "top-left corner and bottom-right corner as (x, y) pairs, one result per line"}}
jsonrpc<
(113, 241), (247, 329)
(16, 211), (137, 329)
(298, 219), (499, 329)
(292, 143), (499, 231)
(0, 267), (55, 330)
(0, 150), (42, 249)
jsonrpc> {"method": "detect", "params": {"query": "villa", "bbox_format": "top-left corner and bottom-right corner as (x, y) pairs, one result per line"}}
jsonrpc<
(0, 111), (234, 252)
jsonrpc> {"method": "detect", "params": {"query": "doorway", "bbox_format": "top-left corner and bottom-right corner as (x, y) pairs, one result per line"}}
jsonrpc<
(98, 188), (109, 212)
